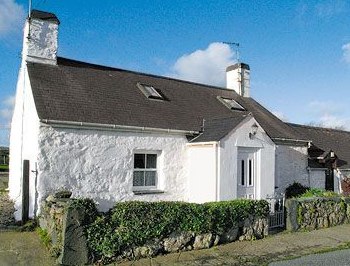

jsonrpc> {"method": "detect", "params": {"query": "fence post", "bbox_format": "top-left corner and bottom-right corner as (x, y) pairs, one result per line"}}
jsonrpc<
(22, 160), (30, 223)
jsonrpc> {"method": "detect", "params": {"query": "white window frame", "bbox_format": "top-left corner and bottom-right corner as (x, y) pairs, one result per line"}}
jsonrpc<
(133, 152), (159, 191)
(137, 82), (164, 100)
(239, 158), (254, 188)
(217, 96), (245, 111)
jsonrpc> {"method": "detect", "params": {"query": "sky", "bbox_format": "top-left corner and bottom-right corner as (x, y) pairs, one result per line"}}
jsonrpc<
(0, 0), (350, 146)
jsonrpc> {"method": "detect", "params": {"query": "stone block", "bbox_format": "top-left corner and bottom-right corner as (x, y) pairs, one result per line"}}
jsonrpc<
(193, 233), (214, 250)
(285, 199), (299, 231)
(57, 206), (89, 266)
(220, 226), (239, 243)
(163, 232), (194, 253)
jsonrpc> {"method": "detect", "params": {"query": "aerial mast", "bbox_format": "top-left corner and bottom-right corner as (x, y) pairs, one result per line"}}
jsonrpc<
(223, 42), (240, 62)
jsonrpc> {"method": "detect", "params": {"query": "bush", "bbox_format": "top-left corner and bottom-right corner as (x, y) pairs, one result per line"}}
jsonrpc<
(285, 182), (309, 198)
(299, 188), (339, 198)
(85, 200), (269, 261)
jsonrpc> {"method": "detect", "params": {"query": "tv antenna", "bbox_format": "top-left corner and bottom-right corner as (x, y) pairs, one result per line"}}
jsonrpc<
(223, 42), (240, 62)
(28, 0), (32, 17)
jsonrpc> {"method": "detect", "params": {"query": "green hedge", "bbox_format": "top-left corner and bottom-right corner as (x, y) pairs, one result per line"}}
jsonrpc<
(299, 188), (339, 198)
(85, 200), (269, 260)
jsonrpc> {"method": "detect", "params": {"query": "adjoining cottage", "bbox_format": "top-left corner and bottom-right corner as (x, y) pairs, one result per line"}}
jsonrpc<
(9, 10), (350, 221)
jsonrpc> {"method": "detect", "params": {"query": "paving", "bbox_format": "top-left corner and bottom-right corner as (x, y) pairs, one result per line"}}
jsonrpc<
(270, 249), (350, 266)
(118, 224), (350, 266)
(0, 231), (57, 266)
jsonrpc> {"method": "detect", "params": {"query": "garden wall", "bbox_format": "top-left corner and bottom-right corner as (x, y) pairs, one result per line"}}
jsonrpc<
(286, 197), (350, 231)
(39, 195), (269, 265)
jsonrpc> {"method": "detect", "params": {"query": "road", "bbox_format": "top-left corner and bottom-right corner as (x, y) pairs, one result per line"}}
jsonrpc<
(270, 248), (350, 266)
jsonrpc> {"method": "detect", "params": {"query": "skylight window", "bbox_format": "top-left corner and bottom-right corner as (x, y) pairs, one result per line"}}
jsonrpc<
(218, 96), (245, 111)
(137, 83), (164, 100)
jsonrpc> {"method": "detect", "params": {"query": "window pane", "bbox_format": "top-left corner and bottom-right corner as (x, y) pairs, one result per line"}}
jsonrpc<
(145, 171), (156, 186)
(146, 154), (157, 168)
(144, 85), (162, 98)
(133, 171), (144, 186)
(249, 159), (253, 186)
(241, 160), (245, 186)
(134, 154), (145, 168)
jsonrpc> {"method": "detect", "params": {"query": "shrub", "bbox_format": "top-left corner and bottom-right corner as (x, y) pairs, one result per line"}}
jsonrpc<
(299, 188), (339, 198)
(285, 182), (309, 198)
(85, 200), (269, 261)
(68, 198), (98, 225)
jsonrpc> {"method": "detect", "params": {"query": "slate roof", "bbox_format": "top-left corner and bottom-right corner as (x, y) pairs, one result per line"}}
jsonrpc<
(289, 123), (350, 169)
(191, 115), (249, 142)
(27, 57), (303, 142)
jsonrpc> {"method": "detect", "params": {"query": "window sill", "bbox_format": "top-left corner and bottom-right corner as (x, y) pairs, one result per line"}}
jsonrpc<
(133, 189), (165, 195)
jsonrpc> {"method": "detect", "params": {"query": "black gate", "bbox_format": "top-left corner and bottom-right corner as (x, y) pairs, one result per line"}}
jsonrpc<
(266, 193), (285, 229)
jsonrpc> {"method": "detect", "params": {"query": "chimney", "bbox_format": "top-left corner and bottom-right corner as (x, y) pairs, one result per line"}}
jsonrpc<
(22, 10), (60, 65)
(226, 63), (250, 97)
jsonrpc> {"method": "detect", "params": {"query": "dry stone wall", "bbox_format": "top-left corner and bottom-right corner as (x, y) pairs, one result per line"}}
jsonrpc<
(286, 197), (350, 231)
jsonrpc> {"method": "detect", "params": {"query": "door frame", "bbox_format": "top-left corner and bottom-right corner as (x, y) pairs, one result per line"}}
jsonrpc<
(237, 147), (260, 199)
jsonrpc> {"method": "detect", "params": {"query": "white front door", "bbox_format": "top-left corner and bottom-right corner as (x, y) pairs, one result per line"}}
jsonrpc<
(237, 149), (257, 199)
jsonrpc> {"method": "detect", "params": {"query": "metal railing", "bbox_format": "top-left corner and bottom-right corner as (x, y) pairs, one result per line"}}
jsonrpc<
(266, 193), (285, 229)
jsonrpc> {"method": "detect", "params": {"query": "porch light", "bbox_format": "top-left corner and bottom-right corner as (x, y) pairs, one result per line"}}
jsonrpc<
(249, 123), (259, 139)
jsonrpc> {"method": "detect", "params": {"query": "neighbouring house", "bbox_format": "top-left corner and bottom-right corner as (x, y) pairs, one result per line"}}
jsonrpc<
(9, 10), (350, 221)
(0, 147), (9, 166)
(289, 124), (350, 192)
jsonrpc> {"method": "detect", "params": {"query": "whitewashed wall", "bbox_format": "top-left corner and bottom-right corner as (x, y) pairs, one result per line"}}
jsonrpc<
(9, 64), (40, 221)
(36, 126), (189, 213)
(219, 118), (275, 200)
(309, 169), (325, 189)
(187, 143), (217, 203)
(275, 145), (309, 193)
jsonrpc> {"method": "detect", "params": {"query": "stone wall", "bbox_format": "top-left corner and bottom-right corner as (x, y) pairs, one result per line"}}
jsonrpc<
(39, 194), (89, 265)
(286, 197), (350, 231)
(119, 215), (268, 261)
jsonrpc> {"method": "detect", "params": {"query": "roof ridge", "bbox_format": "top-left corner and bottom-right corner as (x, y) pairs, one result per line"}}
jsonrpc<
(288, 122), (350, 134)
(57, 57), (239, 93)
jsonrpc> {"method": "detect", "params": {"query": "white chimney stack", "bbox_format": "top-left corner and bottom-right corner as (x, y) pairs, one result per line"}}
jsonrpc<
(226, 63), (250, 97)
(22, 10), (60, 65)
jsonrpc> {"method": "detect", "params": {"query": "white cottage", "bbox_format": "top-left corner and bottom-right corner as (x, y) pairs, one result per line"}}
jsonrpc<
(9, 10), (349, 221)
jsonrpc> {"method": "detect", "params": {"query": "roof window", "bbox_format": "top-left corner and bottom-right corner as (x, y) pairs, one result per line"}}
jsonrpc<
(137, 83), (164, 100)
(217, 96), (245, 111)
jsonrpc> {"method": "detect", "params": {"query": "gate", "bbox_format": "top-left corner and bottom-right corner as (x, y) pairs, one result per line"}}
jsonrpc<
(266, 193), (285, 229)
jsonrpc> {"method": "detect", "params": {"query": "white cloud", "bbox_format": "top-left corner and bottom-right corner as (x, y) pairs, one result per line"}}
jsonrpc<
(0, 0), (25, 36)
(307, 100), (350, 130)
(342, 43), (350, 64)
(170, 42), (236, 87)
(308, 100), (342, 115)
(0, 95), (15, 121)
(318, 114), (349, 129)
(315, 0), (346, 18)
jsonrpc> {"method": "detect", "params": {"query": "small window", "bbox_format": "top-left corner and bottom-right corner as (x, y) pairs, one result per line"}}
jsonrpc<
(248, 159), (253, 186)
(241, 160), (245, 186)
(137, 83), (164, 100)
(217, 96), (245, 111)
(133, 153), (158, 189)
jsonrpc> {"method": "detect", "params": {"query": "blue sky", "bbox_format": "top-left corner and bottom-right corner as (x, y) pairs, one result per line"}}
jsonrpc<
(0, 0), (350, 146)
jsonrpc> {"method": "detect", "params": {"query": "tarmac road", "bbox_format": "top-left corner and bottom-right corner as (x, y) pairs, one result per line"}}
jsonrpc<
(270, 249), (350, 266)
